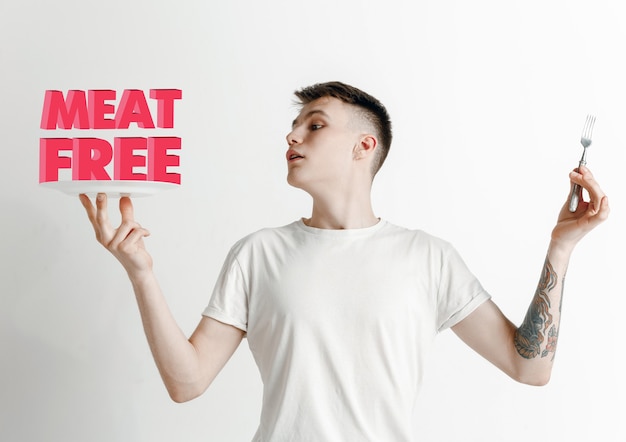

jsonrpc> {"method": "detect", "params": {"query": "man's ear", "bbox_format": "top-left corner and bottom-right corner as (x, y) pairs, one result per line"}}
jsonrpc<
(353, 134), (377, 160)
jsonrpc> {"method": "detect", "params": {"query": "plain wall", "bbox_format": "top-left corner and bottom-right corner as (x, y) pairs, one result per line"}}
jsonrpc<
(1, 1), (624, 440)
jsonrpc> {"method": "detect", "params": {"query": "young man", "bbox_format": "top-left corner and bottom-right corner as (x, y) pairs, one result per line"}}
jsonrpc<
(80, 82), (609, 441)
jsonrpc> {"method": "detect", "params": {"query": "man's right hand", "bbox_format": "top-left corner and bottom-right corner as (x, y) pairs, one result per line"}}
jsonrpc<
(79, 193), (153, 278)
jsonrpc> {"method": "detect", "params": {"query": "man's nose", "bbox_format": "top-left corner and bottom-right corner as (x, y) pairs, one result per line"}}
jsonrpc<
(286, 128), (302, 146)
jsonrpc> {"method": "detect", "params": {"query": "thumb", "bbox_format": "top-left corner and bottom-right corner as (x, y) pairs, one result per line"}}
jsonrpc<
(119, 196), (135, 223)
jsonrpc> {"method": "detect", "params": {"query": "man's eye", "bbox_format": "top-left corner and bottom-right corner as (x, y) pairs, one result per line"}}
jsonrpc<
(311, 124), (322, 130)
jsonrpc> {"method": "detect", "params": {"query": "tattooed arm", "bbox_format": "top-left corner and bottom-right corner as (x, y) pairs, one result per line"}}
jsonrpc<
(451, 166), (609, 385)
(514, 257), (562, 361)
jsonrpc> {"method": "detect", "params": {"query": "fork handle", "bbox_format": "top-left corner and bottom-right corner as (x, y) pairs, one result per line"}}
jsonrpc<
(568, 184), (581, 212)
(568, 160), (587, 212)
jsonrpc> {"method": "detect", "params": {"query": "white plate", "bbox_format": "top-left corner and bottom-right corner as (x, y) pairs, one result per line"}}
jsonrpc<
(40, 180), (180, 197)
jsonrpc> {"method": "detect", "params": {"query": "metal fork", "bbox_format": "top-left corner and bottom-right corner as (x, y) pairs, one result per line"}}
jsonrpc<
(568, 114), (596, 212)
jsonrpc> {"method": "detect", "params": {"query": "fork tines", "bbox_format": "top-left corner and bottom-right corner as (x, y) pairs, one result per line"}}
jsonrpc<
(581, 114), (596, 146)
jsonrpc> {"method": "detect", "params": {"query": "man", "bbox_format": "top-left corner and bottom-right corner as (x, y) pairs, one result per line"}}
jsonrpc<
(79, 82), (609, 441)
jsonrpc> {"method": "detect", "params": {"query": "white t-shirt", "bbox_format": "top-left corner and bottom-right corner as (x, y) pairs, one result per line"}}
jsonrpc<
(203, 219), (490, 441)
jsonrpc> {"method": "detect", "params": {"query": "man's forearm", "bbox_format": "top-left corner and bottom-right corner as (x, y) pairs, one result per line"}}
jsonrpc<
(513, 242), (572, 381)
(129, 271), (205, 400)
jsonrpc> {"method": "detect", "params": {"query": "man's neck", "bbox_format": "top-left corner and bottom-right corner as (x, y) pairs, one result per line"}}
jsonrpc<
(305, 189), (378, 230)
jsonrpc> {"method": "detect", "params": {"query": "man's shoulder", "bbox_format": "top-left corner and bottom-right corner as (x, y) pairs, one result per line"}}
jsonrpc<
(230, 220), (301, 250)
(382, 221), (451, 248)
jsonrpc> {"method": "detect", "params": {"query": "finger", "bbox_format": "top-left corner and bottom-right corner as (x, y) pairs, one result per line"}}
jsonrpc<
(570, 168), (610, 226)
(588, 195), (610, 223)
(569, 167), (604, 203)
(95, 193), (109, 223)
(597, 196), (611, 222)
(109, 219), (138, 248)
(94, 193), (115, 243)
(574, 165), (597, 184)
(119, 196), (135, 223)
(578, 166), (606, 212)
(120, 226), (151, 250)
(568, 168), (584, 188)
(110, 221), (150, 250)
(79, 194), (97, 225)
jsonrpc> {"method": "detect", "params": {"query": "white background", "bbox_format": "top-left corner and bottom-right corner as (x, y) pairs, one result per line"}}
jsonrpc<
(1, 1), (624, 441)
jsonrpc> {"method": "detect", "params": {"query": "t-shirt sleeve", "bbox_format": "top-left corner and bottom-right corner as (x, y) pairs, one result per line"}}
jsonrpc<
(436, 243), (491, 332)
(202, 244), (249, 332)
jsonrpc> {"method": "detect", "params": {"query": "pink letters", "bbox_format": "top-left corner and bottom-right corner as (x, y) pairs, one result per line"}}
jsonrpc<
(148, 137), (181, 184)
(116, 90), (155, 129)
(41, 90), (90, 130)
(88, 90), (116, 130)
(150, 89), (182, 128)
(114, 137), (147, 181)
(40, 89), (181, 130)
(39, 138), (73, 182)
(39, 89), (183, 184)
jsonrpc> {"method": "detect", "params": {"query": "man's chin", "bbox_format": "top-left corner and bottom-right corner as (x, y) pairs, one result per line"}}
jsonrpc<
(286, 173), (302, 189)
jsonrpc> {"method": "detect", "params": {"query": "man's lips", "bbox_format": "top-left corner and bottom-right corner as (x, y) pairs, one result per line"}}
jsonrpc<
(286, 149), (304, 162)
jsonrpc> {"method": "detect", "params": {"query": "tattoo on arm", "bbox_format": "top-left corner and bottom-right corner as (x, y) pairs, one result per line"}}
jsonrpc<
(514, 258), (562, 360)
(542, 325), (558, 360)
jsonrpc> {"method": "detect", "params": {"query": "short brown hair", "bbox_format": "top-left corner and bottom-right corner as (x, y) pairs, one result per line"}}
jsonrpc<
(294, 81), (393, 176)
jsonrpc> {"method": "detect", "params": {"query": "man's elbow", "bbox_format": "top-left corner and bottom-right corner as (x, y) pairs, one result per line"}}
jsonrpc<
(166, 382), (207, 403)
(514, 370), (552, 387)
(169, 390), (197, 404)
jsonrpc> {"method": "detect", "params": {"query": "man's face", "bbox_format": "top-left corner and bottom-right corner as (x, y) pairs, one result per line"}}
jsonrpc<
(285, 97), (364, 193)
